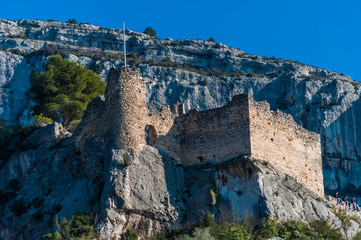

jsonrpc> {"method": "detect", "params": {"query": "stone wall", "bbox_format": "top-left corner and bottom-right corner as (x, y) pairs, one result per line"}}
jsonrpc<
(104, 67), (176, 152)
(105, 68), (148, 151)
(249, 99), (323, 196)
(101, 68), (323, 196)
(178, 94), (251, 164)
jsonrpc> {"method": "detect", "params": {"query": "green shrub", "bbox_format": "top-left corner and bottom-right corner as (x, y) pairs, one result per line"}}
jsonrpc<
(277, 220), (310, 240)
(203, 212), (216, 227)
(334, 208), (352, 228)
(44, 213), (97, 239)
(127, 52), (139, 66)
(43, 231), (62, 240)
(154, 218), (345, 240)
(261, 160), (269, 166)
(213, 222), (253, 240)
(69, 212), (94, 237)
(123, 153), (131, 167)
(309, 220), (343, 240)
(144, 27), (156, 37)
(30, 55), (106, 129)
(33, 113), (53, 127)
(66, 19), (78, 24)
(255, 219), (278, 239)
(181, 227), (215, 240)
(353, 231), (361, 240)
(276, 220), (344, 240)
(18, 30), (26, 38)
(121, 229), (138, 240)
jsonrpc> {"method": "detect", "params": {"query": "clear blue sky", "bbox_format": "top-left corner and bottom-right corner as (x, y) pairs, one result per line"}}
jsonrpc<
(1, 0), (361, 81)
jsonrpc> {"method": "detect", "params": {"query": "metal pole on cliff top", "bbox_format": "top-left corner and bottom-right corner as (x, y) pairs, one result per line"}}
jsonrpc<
(123, 22), (126, 68)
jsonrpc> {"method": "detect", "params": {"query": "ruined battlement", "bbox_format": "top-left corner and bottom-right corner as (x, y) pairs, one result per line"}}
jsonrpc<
(249, 98), (323, 196)
(99, 68), (323, 196)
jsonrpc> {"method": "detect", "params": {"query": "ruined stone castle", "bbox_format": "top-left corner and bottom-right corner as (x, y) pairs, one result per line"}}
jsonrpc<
(84, 67), (324, 196)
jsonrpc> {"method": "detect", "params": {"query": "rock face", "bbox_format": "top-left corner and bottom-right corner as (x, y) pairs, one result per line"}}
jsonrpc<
(1, 19), (361, 239)
(0, 19), (360, 197)
(184, 156), (361, 239)
(99, 146), (184, 238)
(1, 121), (360, 239)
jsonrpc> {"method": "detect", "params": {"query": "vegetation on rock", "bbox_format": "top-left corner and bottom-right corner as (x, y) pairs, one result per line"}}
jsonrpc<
(43, 213), (97, 240)
(155, 214), (345, 240)
(30, 55), (106, 129)
(144, 26), (156, 37)
(66, 19), (78, 24)
(121, 229), (138, 240)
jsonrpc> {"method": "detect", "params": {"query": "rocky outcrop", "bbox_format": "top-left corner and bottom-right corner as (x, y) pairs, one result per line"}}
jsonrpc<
(0, 124), (95, 240)
(184, 156), (361, 239)
(2, 123), (360, 239)
(0, 19), (360, 197)
(99, 146), (184, 238)
(1, 19), (361, 239)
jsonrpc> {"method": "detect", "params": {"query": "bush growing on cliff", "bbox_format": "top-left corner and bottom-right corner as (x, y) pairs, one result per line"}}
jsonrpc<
(33, 113), (53, 127)
(144, 27), (156, 37)
(121, 229), (138, 240)
(44, 213), (97, 240)
(156, 217), (344, 240)
(30, 54), (106, 129)
(66, 19), (78, 24)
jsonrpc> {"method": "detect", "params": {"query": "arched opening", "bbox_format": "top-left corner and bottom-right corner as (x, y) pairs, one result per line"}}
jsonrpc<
(145, 125), (158, 146)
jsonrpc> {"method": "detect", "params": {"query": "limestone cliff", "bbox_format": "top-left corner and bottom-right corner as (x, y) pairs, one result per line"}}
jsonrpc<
(1, 124), (359, 239)
(1, 19), (361, 239)
(0, 19), (359, 197)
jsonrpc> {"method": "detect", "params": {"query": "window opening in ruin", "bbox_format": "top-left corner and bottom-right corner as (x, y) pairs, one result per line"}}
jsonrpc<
(198, 156), (204, 162)
(145, 125), (158, 146)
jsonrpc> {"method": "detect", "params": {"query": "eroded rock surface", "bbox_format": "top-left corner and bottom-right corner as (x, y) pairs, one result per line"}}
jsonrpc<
(1, 19), (361, 239)
(0, 19), (360, 196)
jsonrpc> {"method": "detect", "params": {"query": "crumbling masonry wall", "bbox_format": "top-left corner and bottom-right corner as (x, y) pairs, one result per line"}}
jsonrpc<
(249, 99), (323, 196)
(104, 68), (175, 152)
(172, 94), (323, 196)
(178, 95), (251, 164)
(100, 68), (323, 196)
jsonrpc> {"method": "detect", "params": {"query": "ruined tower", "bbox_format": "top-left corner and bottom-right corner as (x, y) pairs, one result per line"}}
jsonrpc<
(105, 68), (148, 151)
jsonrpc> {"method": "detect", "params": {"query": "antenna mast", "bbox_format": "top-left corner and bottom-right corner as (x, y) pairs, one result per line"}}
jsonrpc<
(123, 22), (126, 68)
